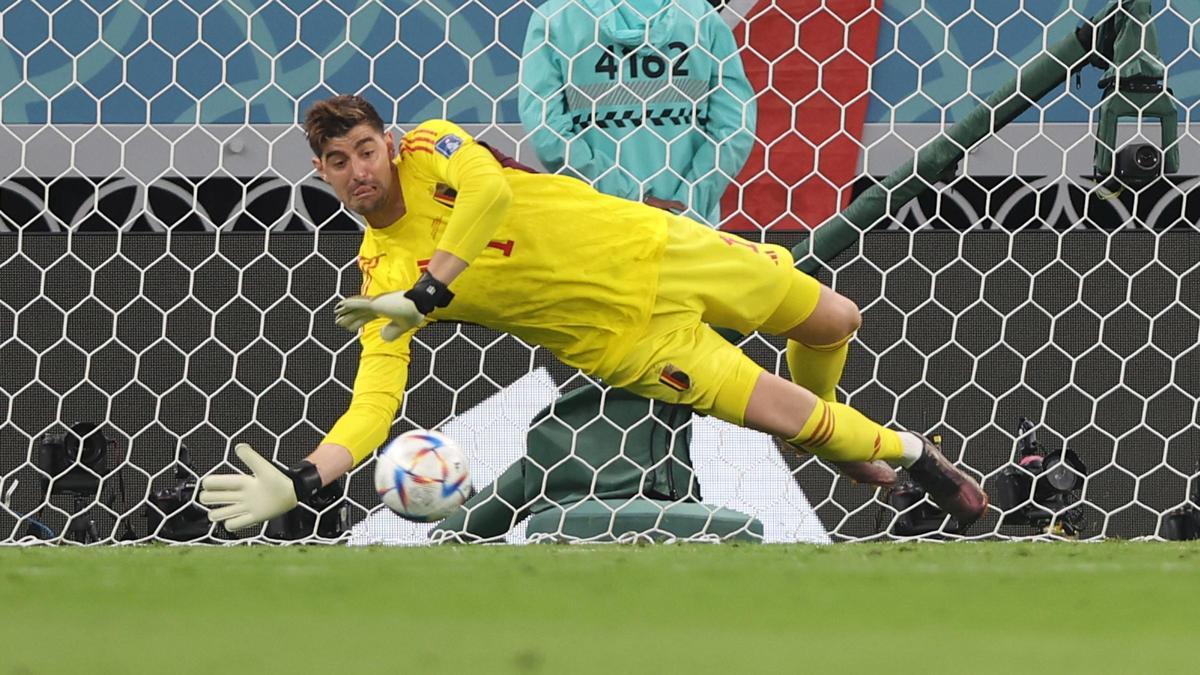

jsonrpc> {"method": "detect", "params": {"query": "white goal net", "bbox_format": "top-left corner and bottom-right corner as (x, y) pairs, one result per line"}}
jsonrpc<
(1, 0), (1198, 545)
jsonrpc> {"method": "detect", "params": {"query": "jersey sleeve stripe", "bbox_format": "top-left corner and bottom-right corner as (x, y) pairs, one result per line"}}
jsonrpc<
(400, 139), (439, 154)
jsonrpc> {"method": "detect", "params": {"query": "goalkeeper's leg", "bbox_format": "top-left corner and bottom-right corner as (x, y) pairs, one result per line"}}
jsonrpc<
(637, 216), (986, 526)
(751, 277), (896, 485)
(605, 319), (987, 530)
(753, 265), (901, 465)
(754, 270), (987, 527)
(740, 370), (987, 530)
(780, 285), (857, 404)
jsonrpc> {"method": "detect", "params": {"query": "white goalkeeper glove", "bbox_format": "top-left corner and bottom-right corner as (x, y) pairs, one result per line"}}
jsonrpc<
(199, 443), (322, 531)
(334, 291), (425, 342)
(334, 272), (455, 342)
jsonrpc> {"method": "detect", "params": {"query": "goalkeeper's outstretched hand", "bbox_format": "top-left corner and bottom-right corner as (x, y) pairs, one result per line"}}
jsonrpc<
(199, 443), (298, 531)
(335, 291), (424, 342)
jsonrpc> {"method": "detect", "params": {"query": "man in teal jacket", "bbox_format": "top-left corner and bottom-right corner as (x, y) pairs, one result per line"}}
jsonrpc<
(519, 0), (756, 227)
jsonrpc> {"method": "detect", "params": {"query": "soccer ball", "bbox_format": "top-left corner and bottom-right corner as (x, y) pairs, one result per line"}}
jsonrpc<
(374, 430), (471, 522)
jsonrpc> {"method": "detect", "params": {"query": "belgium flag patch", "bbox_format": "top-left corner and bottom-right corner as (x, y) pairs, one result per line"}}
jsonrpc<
(433, 183), (457, 208)
(659, 364), (691, 392)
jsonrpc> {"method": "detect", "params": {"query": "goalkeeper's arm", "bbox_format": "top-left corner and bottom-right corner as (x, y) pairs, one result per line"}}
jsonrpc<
(199, 329), (409, 531)
(335, 132), (513, 343)
(404, 121), (513, 289)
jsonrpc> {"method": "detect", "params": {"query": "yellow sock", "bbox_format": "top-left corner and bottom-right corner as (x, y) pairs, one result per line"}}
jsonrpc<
(786, 336), (851, 402)
(787, 399), (904, 463)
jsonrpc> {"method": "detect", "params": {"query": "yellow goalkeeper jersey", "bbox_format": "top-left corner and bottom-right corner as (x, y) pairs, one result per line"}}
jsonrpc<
(324, 119), (668, 462)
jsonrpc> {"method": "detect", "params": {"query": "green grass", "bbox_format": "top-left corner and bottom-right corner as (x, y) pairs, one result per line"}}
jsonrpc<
(2, 542), (1199, 675)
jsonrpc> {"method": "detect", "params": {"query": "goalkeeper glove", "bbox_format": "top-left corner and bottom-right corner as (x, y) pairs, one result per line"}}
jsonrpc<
(334, 272), (454, 342)
(198, 443), (323, 532)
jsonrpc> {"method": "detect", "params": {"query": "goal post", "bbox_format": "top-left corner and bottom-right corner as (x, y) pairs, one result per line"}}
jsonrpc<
(1, 0), (1198, 545)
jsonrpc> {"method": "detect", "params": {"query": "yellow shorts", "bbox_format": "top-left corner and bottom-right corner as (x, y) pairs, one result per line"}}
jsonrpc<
(604, 215), (823, 426)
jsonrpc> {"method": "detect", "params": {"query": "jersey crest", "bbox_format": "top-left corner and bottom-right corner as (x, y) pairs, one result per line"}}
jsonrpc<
(435, 134), (463, 158)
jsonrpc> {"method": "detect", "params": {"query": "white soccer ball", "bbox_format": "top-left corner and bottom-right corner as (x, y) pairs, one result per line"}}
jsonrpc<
(374, 430), (471, 522)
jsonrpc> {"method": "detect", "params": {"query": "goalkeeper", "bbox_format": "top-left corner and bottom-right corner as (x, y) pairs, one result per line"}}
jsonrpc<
(199, 95), (987, 534)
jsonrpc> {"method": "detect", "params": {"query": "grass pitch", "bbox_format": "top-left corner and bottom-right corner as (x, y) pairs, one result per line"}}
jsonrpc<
(2, 542), (1198, 675)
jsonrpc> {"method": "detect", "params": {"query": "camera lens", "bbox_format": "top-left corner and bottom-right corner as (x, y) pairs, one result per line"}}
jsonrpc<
(1045, 464), (1081, 491)
(1134, 144), (1161, 171)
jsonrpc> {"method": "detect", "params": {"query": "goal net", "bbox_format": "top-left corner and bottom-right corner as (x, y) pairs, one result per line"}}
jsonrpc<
(1, 0), (1197, 545)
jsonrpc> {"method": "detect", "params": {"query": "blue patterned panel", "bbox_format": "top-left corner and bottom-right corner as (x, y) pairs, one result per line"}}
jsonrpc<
(0, 0), (530, 124)
(0, 0), (1193, 125)
(866, 0), (1199, 123)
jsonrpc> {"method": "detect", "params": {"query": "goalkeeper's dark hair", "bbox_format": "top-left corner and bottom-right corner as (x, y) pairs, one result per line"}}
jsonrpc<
(303, 95), (386, 157)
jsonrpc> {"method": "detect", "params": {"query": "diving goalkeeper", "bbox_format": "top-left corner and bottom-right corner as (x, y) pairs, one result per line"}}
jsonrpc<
(199, 95), (988, 534)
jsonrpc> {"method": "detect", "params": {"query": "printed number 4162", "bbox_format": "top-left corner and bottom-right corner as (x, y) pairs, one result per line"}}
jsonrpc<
(594, 42), (690, 80)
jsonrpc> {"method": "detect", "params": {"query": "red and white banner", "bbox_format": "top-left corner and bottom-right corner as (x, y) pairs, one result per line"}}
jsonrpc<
(722, 0), (880, 232)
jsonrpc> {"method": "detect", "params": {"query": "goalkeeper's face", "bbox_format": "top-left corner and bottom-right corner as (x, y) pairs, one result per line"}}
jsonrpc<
(313, 124), (397, 217)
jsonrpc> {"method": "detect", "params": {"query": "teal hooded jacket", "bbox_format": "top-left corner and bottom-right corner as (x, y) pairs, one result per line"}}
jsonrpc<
(519, 0), (757, 227)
